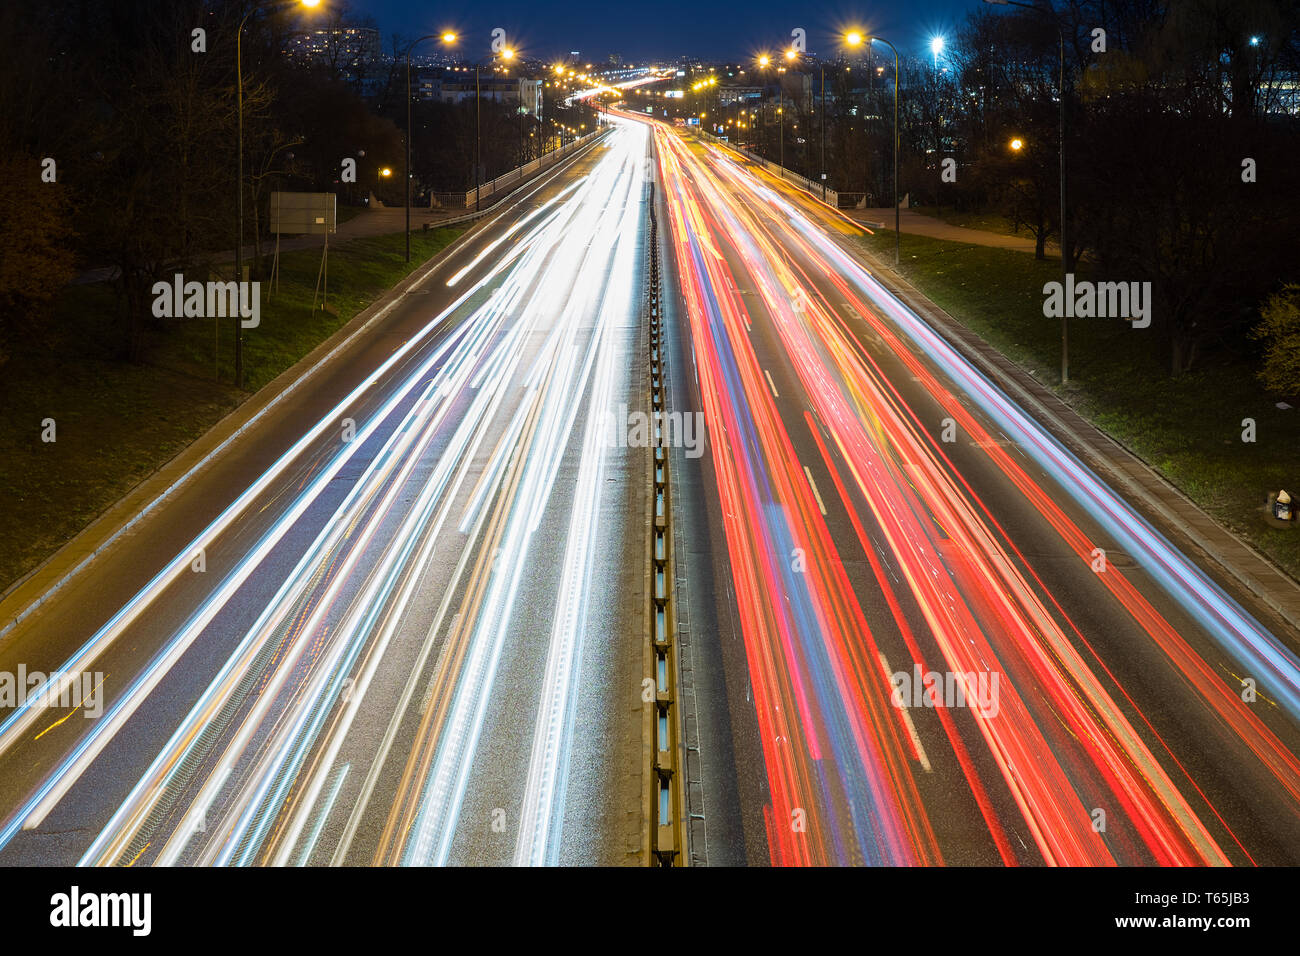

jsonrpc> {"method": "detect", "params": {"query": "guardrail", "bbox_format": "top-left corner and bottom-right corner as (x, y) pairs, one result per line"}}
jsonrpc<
(704, 134), (841, 208)
(426, 129), (611, 210)
(645, 182), (686, 867)
(415, 131), (612, 231)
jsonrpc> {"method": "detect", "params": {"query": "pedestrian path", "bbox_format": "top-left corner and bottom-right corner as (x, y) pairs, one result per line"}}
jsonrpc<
(845, 207), (1043, 253)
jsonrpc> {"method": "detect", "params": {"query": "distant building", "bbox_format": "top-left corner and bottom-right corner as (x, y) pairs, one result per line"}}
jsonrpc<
(1262, 70), (1300, 116)
(718, 85), (763, 106)
(780, 72), (812, 110)
(284, 26), (382, 69)
(428, 75), (543, 119)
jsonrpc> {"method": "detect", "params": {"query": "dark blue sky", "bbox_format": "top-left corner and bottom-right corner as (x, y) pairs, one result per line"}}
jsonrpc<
(356, 0), (987, 61)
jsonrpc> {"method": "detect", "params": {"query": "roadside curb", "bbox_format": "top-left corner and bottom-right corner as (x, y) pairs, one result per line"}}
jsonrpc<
(850, 242), (1300, 640)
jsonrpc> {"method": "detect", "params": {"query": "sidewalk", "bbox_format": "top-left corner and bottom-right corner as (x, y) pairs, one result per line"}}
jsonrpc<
(845, 207), (1042, 254)
(70, 131), (612, 287)
(70, 206), (469, 286)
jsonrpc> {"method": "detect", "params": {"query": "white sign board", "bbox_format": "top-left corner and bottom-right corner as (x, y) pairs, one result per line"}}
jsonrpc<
(269, 192), (337, 235)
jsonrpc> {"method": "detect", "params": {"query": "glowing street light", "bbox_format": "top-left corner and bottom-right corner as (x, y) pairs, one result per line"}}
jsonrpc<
(235, 0), (322, 387)
(405, 29), (457, 261)
(984, 0), (1071, 382)
(843, 30), (901, 264)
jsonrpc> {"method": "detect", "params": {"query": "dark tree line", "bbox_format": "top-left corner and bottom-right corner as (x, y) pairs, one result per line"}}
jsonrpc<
(732, 0), (1300, 379)
(0, 0), (582, 368)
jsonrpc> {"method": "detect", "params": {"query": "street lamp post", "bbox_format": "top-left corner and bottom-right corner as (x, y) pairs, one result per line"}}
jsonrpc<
(475, 47), (515, 212)
(405, 32), (456, 263)
(780, 49), (798, 171)
(820, 67), (826, 200)
(235, 0), (321, 388)
(847, 32), (900, 265)
(984, 0), (1070, 383)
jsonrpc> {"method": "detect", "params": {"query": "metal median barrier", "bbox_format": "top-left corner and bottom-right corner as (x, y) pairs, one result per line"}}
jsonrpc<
(645, 182), (687, 866)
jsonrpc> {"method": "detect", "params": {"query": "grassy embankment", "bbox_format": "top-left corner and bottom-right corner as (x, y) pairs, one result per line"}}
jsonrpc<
(0, 226), (465, 589)
(857, 228), (1300, 578)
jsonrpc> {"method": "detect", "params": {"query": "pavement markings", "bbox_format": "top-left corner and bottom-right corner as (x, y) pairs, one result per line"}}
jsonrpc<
(803, 465), (827, 516)
(878, 652), (932, 773)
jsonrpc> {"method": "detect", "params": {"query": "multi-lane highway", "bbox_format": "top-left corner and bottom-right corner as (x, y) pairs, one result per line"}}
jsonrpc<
(646, 115), (1300, 866)
(0, 121), (651, 866)
(3, 105), (1298, 868)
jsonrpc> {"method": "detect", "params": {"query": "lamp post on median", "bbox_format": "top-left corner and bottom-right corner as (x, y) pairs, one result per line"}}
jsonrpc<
(235, 0), (321, 389)
(845, 30), (900, 265)
(405, 31), (457, 263)
(984, 0), (1070, 384)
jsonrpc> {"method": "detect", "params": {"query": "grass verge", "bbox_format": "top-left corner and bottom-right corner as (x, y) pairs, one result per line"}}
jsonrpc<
(0, 226), (465, 591)
(859, 228), (1300, 579)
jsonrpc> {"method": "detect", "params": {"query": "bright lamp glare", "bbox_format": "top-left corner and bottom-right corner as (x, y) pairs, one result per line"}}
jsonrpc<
(845, 32), (863, 46)
(931, 36), (945, 54)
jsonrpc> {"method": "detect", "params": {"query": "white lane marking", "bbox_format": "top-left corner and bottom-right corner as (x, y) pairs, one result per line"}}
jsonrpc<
(878, 652), (932, 773)
(764, 369), (779, 399)
(803, 465), (827, 516)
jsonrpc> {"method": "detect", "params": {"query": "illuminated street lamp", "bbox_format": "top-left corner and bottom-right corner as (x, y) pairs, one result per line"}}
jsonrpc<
(756, 54), (772, 159)
(984, 0), (1071, 383)
(236, 0), (321, 388)
(845, 30), (900, 265)
(475, 46), (515, 210)
(779, 48), (799, 169)
(405, 30), (457, 262)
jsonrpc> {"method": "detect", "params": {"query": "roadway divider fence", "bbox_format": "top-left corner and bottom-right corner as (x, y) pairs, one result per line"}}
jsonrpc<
(703, 133), (841, 208)
(645, 181), (686, 866)
(427, 129), (610, 210)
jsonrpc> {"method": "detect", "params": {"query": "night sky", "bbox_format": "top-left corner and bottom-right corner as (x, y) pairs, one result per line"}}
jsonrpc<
(358, 0), (987, 61)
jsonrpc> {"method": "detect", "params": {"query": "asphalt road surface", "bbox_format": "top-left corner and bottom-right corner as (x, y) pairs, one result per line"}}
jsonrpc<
(646, 114), (1300, 866)
(4, 108), (1299, 868)
(0, 121), (651, 867)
